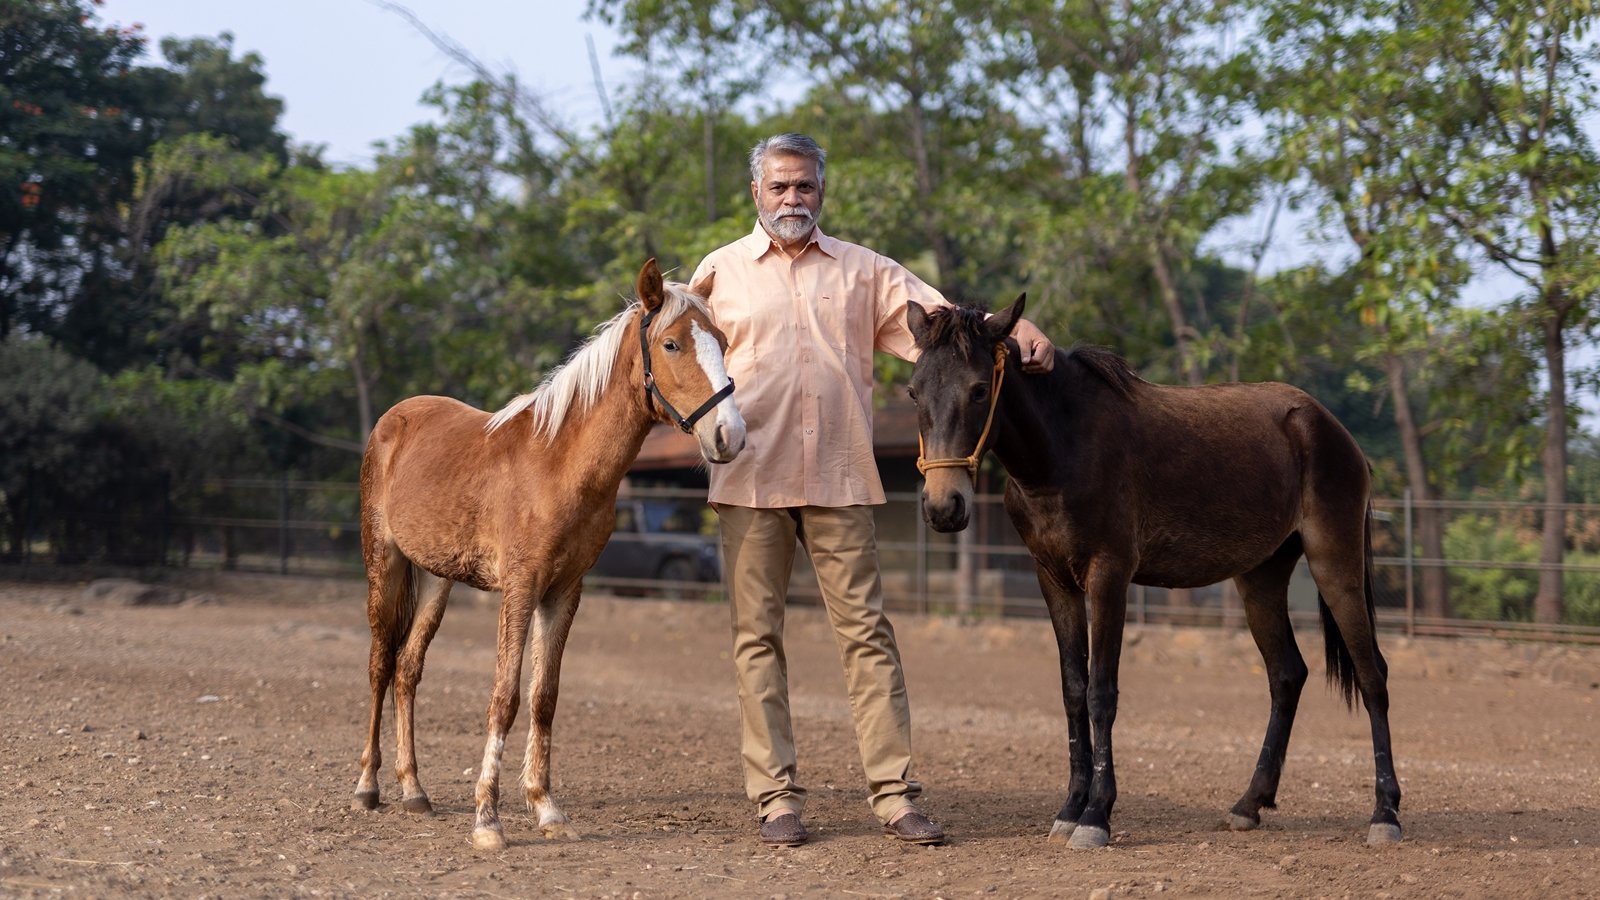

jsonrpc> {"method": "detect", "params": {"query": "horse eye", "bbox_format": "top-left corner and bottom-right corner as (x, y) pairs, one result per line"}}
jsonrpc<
(906, 386), (918, 403)
(971, 384), (989, 404)
(663, 339), (680, 352)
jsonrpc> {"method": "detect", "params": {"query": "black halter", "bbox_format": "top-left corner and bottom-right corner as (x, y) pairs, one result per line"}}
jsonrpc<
(638, 306), (736, 434)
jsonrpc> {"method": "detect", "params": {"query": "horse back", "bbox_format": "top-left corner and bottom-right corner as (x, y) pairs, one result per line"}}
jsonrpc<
(1079, 379), (1366, 587)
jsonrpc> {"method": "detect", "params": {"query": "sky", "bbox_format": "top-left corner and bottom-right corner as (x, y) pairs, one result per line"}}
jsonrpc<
(95, 0), (632, 168)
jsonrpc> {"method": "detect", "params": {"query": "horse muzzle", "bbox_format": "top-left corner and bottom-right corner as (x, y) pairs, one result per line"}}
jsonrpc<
(920, 470), (973, 533)
(696, 406), (746, 465)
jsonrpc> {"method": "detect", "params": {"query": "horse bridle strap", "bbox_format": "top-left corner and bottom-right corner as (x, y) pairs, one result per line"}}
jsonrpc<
(916, 343), (1009, 483)
(639, 307), (736, 434)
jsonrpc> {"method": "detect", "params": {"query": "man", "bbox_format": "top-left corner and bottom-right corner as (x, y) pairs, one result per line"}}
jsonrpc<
(690, 133), (1055, 847)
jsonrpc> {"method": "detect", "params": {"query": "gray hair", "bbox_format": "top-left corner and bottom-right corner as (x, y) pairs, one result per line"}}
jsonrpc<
(749, 133), (827, 184)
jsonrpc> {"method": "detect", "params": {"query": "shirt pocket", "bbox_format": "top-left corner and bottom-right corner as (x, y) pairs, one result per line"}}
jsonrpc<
(815, 293), (852, 356)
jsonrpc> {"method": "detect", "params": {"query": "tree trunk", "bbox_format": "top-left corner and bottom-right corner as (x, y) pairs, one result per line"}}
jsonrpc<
(1382, 352), (1449, 617)
(1122, 100), (1202, 388)
(1534, 310), (1567, 624)
(353, 349), (375, 448)
(907, 94), (959, 291)
(703, 109), (717, 224)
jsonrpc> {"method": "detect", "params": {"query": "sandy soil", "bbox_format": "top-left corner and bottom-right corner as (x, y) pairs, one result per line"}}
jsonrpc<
(1, 573), (1597, 898)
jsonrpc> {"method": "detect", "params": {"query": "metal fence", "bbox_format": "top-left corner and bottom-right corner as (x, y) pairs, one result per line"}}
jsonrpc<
(8, 479), (1600, 644)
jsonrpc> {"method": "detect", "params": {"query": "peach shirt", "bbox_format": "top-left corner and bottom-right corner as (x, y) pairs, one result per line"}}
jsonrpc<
(691, 223), (949, 508)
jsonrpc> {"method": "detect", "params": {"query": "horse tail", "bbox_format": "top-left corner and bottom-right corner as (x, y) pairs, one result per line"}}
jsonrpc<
(1317, 501), (1377, 710)
(372, 556), (422, 667)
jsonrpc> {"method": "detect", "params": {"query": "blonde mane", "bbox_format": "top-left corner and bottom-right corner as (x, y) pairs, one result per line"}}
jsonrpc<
(485, 282), (711, 440)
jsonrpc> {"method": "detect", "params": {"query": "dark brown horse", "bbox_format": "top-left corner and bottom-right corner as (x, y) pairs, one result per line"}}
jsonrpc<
(352, 259), (745, 850)
(907, 296), (1400, 849)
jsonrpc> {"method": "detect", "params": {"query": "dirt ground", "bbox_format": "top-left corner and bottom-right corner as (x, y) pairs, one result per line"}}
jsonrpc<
(2, 573), (1597, 899)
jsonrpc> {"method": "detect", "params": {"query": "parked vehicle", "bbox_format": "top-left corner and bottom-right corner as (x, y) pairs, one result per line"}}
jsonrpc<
(589, 499), (720, 594)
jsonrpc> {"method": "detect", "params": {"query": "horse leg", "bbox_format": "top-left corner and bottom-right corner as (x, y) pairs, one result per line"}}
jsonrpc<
(392, 572), (453, 814)
(353, 540), (411, 811)
(1068, 564), (1131, 850)
(1228, 540), (1309, 831)
(1304, 526), (1402, 845)
(471, 583), (538, 850)
(1037, 565), (1092, 844)
(520, 581), (583, 841)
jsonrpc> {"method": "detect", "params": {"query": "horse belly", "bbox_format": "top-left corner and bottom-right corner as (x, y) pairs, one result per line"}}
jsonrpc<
(1134, 515), (1293, 588)
(395, 532), (500, 591)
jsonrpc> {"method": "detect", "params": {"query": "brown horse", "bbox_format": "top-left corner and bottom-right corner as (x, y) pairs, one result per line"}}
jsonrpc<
(907, 296), (1401, 849)
(352, 259), (745, 850)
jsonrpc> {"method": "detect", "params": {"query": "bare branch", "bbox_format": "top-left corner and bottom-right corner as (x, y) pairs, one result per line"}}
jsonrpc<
(368, 0), (594, 164)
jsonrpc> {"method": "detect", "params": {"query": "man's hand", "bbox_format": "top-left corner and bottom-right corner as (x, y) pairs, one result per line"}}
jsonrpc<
(1013, 318), (1055, 374)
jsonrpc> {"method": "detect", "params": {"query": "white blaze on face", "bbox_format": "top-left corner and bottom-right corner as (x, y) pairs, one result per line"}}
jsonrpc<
(691, 320), (746, 449)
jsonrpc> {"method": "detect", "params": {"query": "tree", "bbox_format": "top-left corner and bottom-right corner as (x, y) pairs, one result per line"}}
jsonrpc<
(0, 0), (148, 343)
(2, 0), (290, 370)
(1390, 2), (1600, 625)
(147, 84), (581, 450)
(992, 0), (1264, 385)
(588, 0), (766, 224)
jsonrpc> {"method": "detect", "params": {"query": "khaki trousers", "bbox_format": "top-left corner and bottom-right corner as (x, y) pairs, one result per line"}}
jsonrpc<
(715, 503), (920, 824)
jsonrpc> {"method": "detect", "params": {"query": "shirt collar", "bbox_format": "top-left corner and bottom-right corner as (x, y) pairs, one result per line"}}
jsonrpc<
(744, 220), (840, 261)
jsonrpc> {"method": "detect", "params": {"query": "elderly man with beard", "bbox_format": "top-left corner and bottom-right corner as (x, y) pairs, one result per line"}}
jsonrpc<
(689, 133), (1055, 847)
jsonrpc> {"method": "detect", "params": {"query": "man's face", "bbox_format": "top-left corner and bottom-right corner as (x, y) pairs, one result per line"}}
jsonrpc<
(752, 153), (824, 246)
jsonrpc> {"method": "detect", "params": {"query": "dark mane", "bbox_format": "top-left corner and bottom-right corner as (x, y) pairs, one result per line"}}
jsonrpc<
(1065, 345), (1142, 400)
(921, 305), (1141, 402)
(920, 303), (990, 359)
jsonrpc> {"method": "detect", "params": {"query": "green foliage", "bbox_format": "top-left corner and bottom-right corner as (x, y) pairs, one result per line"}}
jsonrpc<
(0, 334), (159, 562)
(1443, 512), (1538, 622)
(11, 0), (1600, 609)
(0, 0), (150, 342)
(1444, 510), (1600, 627)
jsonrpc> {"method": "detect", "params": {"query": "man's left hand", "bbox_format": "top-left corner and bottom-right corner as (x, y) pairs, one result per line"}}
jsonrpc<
(1014, 318), (1055, 374)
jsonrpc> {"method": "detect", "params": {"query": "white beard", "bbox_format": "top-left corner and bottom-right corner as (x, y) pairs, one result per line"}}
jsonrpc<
(761, 204), (818, 243)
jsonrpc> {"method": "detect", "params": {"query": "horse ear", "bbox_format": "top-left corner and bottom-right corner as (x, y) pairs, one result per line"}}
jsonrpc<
(688, 268), (715, 300)
(986, 293), (1026, 344)
(637, 258), (666, 311)
(907, 301), (933, 348)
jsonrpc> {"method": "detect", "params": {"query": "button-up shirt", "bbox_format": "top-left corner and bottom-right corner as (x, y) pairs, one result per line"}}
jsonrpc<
(691, 222), (949, 508)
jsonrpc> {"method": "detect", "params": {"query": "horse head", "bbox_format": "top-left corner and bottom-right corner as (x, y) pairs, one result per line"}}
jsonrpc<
(635, 258), (746, 464)
(906, 294), (1026, 532)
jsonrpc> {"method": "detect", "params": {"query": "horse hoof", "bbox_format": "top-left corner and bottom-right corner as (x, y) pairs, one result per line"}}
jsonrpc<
(472, 827), (508, 851)
(401, 795), (434, 815)
(1228, 813), (1259, 832)
(541, 821), (581, 842)
(1367, 823), (1403, 846)
(1046, 819), (1077, 844)
(352, 789), (379, 811)
(1068, 825), (1111, 849)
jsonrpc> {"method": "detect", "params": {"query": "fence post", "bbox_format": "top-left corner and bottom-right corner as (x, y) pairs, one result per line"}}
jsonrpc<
(1401, 486), (1414, 634)
(279, 475), (290, 576)
(956, 515), (974, 616)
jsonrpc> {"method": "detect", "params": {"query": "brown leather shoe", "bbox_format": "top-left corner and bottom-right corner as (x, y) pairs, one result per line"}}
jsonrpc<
(759, 812), (807, 847)
(883, 810), (945, 845)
